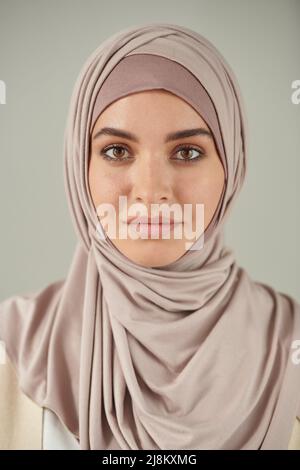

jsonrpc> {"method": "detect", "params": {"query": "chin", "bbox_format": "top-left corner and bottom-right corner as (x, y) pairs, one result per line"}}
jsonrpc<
(123, 245), (186, 268)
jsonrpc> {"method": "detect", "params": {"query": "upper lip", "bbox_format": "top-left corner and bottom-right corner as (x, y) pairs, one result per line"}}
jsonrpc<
(126, 215), (177, 225)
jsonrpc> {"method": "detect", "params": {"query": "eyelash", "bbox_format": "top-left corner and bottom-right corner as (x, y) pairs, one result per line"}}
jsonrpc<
(99, 144), (205, 164)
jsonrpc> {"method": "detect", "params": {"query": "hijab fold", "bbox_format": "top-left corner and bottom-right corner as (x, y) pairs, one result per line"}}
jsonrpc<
(1, 22), (300, 450)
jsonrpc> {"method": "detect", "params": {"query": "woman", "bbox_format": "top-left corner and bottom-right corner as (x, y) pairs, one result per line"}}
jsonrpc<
(0, 22), (300, 450)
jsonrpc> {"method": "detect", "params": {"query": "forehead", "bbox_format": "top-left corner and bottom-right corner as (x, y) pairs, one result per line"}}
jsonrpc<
(92, 89), (209, 133)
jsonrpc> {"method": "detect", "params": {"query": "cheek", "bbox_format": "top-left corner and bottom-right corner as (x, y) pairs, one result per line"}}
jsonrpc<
(177, 170), (223, 203)
(195, 176), (224, 206)
(177, 165), (224, 225)
(88, 158), (127, 207)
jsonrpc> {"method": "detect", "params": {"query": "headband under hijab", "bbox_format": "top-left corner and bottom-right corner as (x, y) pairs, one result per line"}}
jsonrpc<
(1, 22), (300, 450)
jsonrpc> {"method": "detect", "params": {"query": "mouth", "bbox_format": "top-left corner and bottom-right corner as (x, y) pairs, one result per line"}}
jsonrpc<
(124, 216), (183, 239)
(126, 216), (178, 225)
(130, 222), (177, 238)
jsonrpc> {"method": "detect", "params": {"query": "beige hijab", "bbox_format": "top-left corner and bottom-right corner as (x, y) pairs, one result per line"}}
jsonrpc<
(1, 22), (300, 450)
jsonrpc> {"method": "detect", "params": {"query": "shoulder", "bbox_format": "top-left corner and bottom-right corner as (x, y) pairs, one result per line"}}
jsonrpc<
(0, 354), (43, 449)
(0, 355), (79, 450)
(288, 417), (300, 450)
(43, 408), (80, 450)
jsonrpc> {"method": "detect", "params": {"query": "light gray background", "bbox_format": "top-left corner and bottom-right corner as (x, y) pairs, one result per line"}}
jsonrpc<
(0, 0), (299, 301)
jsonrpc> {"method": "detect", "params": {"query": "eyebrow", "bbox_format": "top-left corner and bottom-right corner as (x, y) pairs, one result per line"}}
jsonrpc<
(92, 126), (213, 143)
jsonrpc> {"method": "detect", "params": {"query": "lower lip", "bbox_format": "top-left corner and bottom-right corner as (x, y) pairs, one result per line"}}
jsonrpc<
(134, 222), (176, 238)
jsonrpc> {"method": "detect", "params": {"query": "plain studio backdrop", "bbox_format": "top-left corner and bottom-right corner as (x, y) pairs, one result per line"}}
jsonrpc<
(0, 0), (299, 302)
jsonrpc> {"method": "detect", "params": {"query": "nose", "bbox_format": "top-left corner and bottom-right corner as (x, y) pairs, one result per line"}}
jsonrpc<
(130, 154), (173, 205)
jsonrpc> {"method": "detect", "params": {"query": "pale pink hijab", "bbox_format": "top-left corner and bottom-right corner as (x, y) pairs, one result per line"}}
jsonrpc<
(1, 22), (300, 450)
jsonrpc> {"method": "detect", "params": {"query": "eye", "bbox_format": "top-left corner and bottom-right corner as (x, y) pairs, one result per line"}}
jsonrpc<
(99, 144), (206, 164)
(172, 145), (205, 163)
(100, 144), (131, 162)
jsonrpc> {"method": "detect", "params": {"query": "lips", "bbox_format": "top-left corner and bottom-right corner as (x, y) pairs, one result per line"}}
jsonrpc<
(127, 215), (176, 225)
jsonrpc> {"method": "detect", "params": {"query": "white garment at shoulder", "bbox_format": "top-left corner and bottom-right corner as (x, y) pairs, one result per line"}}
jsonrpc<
(42, 407), (80, 450)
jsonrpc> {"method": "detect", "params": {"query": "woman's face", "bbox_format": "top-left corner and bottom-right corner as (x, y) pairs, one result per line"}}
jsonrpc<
(88, 90), (225, 268)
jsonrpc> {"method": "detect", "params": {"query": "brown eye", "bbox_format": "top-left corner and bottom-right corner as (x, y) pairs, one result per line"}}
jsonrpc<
(173, 145), (205, 163)
(100, 145), (131, 162)
(113, 147), (126, 157)
(99, 144), (205, 164)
